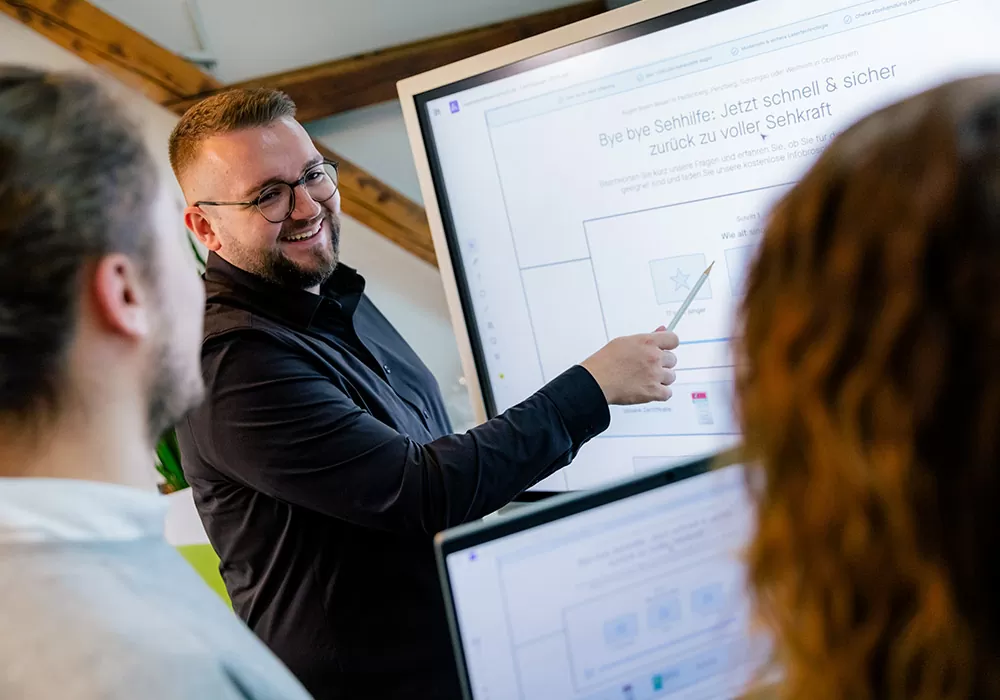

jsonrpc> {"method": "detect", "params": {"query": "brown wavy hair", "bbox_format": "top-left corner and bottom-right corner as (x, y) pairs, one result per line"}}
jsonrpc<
(737, 75), (1000, 699)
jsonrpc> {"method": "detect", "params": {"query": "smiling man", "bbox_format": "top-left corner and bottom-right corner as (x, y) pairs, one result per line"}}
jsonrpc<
(170, 88), (680, 700)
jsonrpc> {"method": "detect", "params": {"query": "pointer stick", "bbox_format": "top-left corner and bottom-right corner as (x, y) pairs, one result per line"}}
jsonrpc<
(666, 261), (714, 332)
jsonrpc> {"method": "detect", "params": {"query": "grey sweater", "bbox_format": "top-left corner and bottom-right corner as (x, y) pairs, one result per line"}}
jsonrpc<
(0, 480), (312, 699)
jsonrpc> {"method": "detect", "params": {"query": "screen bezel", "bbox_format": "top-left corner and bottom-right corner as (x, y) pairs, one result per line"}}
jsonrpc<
(434, 449), (743, 700)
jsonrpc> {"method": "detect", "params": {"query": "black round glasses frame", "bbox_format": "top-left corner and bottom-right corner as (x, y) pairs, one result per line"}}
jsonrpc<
(194, 160), (339, 224)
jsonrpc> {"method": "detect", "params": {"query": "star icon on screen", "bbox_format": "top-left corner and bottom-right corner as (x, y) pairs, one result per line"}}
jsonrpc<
(670, 268), (691, 291)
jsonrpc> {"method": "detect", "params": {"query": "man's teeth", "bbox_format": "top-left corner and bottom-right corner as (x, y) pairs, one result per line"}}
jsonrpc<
(283, 227), (319, 242)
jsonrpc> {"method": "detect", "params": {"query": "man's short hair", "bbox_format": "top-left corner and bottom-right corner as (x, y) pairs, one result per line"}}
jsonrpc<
(0, 66), (157, 418)
(168, 88), (297, 180)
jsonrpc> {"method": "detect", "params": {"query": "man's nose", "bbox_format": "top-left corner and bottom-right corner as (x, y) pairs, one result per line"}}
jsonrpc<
(290, 184), (323, 220)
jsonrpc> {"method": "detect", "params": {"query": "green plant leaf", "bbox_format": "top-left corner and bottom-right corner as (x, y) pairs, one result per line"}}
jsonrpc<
(155, 428), (188, 492)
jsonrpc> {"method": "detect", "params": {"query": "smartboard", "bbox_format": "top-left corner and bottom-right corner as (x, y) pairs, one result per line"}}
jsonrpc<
(399, 0), (1000, 490)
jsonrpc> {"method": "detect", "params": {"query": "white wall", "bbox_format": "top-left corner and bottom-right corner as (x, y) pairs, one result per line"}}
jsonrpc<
(0, 13), (475, 430)
(0, 14), (182, 198)
(92, 0), (596, 83)
(308, 102), (423, 203)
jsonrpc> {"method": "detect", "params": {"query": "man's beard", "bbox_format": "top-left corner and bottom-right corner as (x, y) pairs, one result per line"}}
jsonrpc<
(236, 212), (341, 291)
(146, 325), (205, 446)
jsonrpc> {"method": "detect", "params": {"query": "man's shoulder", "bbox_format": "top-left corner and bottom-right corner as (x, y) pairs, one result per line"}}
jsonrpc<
(0, 540), (313, 699)
(202, 298), (299, 353)
(202, 270), (296, 342)
(204, 298), (255, 339)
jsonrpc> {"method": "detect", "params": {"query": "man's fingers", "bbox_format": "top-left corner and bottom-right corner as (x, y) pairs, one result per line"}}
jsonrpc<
(653, 330), (679, 351)
(660, 368), (677, 386)
(662, 350), (677, 369)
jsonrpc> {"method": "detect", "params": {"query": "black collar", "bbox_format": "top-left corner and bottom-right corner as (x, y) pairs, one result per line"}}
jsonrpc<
(204, 251), (366, 329)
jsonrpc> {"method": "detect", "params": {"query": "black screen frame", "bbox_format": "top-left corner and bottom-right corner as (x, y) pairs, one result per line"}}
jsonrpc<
(411, 0), (759, 440)
(434, 450), (741, 700)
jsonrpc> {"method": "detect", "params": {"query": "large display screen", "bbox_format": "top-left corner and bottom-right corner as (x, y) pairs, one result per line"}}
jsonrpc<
(413, 0), (1000, 490)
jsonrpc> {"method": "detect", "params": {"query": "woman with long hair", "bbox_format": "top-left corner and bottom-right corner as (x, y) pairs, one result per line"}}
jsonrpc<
(738, 75), (1000, 699)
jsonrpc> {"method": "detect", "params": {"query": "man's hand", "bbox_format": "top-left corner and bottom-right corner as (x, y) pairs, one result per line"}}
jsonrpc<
(579, 327), (679, 405)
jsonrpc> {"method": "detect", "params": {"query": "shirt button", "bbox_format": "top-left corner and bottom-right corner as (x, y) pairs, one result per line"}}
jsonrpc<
(383, 364), (391, 374)
(422, 409), (430, 419)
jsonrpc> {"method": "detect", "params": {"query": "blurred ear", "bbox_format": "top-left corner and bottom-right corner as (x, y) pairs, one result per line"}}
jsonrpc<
(91, 253), (151, 340)
(184, 206), (222, 252)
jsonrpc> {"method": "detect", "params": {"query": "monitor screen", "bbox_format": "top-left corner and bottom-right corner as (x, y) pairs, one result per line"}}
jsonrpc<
(408, 0), (1000, 491)
(442, 464), (762, 699)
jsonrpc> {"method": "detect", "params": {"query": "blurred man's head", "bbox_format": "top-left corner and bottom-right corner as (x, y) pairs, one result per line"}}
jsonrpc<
(0, 67), (205, 450)
(169, 89), (342, 292)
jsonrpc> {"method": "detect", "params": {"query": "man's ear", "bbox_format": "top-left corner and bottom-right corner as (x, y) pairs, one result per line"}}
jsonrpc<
(185, 206), (222, 252)
(91, 254), (151, 340)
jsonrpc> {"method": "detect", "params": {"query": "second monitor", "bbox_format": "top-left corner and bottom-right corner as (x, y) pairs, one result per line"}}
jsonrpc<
(436, 451), (767, 699)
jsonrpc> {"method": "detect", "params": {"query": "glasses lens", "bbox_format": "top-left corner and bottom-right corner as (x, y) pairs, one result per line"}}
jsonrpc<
(257, 184), (294, 223)
(303, 162), (339, 203)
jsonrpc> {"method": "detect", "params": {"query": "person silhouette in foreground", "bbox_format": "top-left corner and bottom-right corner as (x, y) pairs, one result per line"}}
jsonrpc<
(738, 74), (1000, 699)
(0, 67), (311, 699)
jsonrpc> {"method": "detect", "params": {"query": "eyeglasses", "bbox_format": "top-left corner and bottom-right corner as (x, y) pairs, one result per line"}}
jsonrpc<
(195, 160), (339, 224)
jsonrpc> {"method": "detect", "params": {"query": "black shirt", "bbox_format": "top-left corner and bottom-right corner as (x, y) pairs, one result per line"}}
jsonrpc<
(177, 253), (611, 700)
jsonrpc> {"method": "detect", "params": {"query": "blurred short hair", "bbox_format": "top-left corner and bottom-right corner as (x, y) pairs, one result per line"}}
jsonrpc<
(0, 66), (157, 418)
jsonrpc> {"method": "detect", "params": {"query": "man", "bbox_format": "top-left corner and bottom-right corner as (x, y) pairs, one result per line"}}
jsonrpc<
(0, 68), (312, 699)
(171, 88), (679, 699)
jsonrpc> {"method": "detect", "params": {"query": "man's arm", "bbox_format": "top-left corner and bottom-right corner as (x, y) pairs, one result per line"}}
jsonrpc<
(190, 329), (610, 535)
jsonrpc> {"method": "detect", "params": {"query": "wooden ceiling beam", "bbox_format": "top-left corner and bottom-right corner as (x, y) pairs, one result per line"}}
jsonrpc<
(318, 143), (437, 264)
(0, 0), (214, 103)
(0, 0), (437, 266)
(164, 1), (606, 122)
